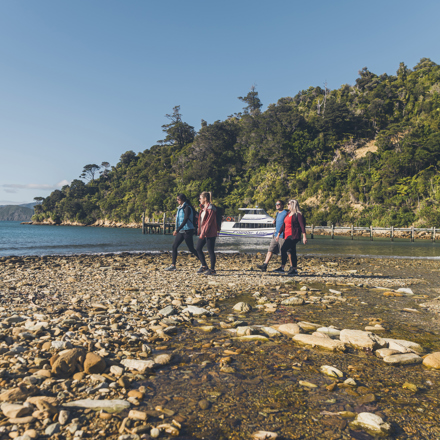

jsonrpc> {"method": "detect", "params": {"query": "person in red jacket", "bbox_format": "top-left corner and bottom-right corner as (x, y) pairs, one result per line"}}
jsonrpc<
(196, 191), (220, 275)
(275, 199), (307, 276)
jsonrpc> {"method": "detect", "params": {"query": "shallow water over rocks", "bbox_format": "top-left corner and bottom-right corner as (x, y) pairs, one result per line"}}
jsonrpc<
(0, 252), (439, 439)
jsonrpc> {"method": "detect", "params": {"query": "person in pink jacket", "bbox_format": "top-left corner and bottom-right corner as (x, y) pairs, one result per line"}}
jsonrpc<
(196, 191), (220, 275)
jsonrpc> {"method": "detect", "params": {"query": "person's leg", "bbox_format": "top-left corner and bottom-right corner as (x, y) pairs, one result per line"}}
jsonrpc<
(183, 230), (199, 260)
(171, 233), (185, 266)
(196, 238), (208, 269)
(280, 238), (290, 267)
(206, 237), (216, 270)
(264, 251), (273, 265)
(290, 239), (299, 268)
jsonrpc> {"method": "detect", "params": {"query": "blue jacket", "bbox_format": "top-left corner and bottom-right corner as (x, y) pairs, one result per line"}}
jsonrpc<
(176, 202), (194, 231)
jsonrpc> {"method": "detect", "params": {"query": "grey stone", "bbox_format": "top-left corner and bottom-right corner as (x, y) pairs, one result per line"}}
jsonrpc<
(158, 305), (175, 316)
(383, 353), (423, 365)
(182, 305), (212, 315)
(64, 399), (130, 414)
(45, 423), (61, 436)
(121, 359), (155, 374)
(350, 412), (391, 436)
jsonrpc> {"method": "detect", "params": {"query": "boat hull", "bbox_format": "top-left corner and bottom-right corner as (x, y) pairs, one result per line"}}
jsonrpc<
(220, 222), (275, 238)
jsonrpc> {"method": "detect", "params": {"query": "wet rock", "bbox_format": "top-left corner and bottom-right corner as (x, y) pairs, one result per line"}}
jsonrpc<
(316, 327), (341, 337)
(150, 427), (160, 438)
(233, 335), (269, 342)
(375, 348), (401, 358)
(252, 432), (278, 440)
(128, 409), (148, 421)
(383, 353), (423, 365)
(232, 302), (251, 313)
(383, 338), (424, 354)
(154, 354), (172, 366)
(320, 365), (343, 378)
(280, 297), (304, 306)
(423, 352), (440, 369)
(260, 326), (281, 337)
(297, 321), (321, 332)
(64, 399), (130, 413)
(293, 334), (346, 352)
(340, 329), (386, 350)
(236, 326), (254, 336)
(274, 323), (301, 336)
(350, 412), (391, 436)
(199, 399), (209, 410)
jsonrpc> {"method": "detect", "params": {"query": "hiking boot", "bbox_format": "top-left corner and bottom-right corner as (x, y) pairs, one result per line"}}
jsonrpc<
(197, 266), (208, 274)
(203, 269), (216, 276)
(256, 263), (268, 272)
(164, 265), (176, 271)
(287, 267), (298, 276)
(272, 266), (285, 273)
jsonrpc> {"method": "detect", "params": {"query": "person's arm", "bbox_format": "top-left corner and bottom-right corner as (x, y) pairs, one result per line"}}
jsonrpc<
(176, 206), (191, 233)
(276, 222), (285, 241)
(298, 214), (307, 244)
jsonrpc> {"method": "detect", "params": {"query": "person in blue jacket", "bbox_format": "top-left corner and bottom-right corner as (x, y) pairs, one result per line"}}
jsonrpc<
(165, 194), (199, 271)
(257, 200), (292, 273)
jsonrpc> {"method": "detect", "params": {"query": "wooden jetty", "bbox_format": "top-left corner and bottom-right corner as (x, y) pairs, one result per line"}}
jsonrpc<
(141, 212), (437, 242)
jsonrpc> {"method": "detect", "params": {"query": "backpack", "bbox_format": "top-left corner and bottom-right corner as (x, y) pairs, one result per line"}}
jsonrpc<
(192, 206), (199, 230)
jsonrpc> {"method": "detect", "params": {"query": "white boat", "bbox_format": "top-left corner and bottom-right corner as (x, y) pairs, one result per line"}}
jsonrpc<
(220, 208), (275, 238)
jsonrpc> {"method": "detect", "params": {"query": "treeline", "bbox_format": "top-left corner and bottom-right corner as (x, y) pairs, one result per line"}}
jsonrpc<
(34, 58), (440, 227)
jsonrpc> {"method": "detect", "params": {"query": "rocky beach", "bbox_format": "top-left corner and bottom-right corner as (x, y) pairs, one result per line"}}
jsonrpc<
(0, 252), (439, 440)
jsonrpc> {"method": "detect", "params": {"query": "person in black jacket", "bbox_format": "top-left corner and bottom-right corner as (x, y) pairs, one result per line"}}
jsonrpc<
(165, 194), (199, 271)
(275, 199), (307, 276)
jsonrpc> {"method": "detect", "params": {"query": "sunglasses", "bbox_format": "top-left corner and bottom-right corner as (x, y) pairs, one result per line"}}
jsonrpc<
(275, 203), (281, 206)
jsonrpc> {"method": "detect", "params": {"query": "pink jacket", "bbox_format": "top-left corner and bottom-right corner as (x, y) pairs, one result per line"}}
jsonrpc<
(198, 204), (219, 239)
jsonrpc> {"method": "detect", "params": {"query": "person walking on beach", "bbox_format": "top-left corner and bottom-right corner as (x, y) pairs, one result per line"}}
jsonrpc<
(165, 194), (199, 271)
(275, 199), (307, 276)
(196, 191), (220, 275)
(257, 200), (291, 273)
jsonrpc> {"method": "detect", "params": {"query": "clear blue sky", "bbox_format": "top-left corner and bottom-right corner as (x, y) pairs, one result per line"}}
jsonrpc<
(1, 0), (439, 204)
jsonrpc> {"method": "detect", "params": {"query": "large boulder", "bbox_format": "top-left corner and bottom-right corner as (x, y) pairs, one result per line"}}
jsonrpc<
(51, 348), (86, 377)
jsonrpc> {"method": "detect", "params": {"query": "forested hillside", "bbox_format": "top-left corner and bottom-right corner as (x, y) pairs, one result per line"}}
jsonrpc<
(0, 206), (33, 221)
(34, 58), (440, 227)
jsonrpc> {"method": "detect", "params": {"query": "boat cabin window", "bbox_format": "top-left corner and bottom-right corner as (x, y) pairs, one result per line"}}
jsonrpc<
(232, 223), (274, 229)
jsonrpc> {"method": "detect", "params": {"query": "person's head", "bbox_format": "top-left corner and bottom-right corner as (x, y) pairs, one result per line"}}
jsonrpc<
(176, 194), (187, 206)
(199, 191), (211, 205)
(288, 199), (301, 215)
(275, 200), (284, 211)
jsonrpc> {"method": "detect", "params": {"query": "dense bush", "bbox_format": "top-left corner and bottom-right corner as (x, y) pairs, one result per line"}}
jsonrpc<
(35, 60), (440, 227)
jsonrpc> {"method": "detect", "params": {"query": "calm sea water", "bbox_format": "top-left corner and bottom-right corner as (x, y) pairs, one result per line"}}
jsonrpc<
(1, 221), (439, 259)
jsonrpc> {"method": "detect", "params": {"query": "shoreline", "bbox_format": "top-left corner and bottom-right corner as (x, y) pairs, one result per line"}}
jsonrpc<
(0, 253), (439, 438)
(22, 221), (440, 241)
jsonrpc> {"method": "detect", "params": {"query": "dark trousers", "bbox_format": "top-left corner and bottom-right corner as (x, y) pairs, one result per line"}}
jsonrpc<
(196, 237), (216, 270)
(172, 230), (199, 265)
(281, 237), (300, 266)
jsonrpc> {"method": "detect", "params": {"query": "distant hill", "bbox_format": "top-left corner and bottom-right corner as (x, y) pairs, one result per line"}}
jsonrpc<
(19, 202), (37, 209)
(0, 205), (34, 221)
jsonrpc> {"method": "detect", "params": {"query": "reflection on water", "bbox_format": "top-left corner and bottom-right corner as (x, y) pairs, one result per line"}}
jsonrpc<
(1, 221), (439, 259)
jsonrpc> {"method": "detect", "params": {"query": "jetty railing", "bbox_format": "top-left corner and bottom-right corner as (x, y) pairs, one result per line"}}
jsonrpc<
(140, 212), (437, 242)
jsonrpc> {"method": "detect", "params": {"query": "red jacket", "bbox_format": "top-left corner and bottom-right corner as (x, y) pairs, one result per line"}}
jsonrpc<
(198, 204), (219, 239)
